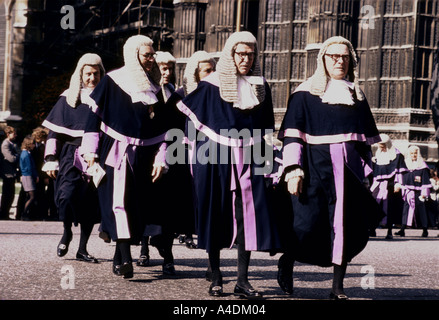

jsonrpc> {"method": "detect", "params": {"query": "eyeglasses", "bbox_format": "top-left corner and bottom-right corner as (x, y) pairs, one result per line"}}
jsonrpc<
(325, 54), (350, 63)
(235, 51), (255, 60)
(141, 53), (155, 60)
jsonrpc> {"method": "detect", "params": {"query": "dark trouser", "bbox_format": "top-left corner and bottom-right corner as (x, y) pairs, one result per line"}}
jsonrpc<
(0, 177), (16, 219)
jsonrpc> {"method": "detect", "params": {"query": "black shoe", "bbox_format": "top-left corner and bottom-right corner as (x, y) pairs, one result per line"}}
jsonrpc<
(329, 292), (349, 300)
(178, 235), (186, 244)
(277, 266), (293, 295)
(76, 252), (99, 263)
(137, 255), (150, 267)
(120, 262), (134, 279)
(385, 234), (393, 240)
(185, 240), (197, 249)
(163, 263), (176, 276)
(57, 235), (72, 257)
(208, 274), (223, 297)
(394, 229), (405, 237)
(209, 283), (223, 297)
(234, 284), (263, 299)
(99, 231), (111, 243)
(113, 264), (122, 276)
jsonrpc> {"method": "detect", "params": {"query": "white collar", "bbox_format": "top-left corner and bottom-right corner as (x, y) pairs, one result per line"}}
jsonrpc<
(233, 76), (264, 110)
(109, 68), (160, 105)
(321, 79), (355, 106)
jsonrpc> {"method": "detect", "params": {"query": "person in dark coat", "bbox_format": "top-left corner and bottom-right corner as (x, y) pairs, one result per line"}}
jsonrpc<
(177, 32), (281, 298)
(276, 36), (383, 300)
(0, 126), (19, 220)
(42, 53), (104, 263)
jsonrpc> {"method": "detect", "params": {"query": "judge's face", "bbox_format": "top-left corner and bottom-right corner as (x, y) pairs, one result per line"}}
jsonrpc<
(233, 43), (255, 76)
(159, 62), (174, 85)
(197, 61), (215, 82)
(324, 44), (350, 80)
(82, 65), (101, 89)
(138, 45), (155, 72)
(409, 149), (418, 161)
(378, 143), (387, 152)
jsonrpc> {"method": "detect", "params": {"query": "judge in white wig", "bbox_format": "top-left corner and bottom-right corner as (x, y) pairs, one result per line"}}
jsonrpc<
(370, 134), (407, 239)
(155, 51), (177, 102)
(177, 31), (281, 299)
(395, 145), (434, 237)
(277, 36), (382, 299)
(42, 53), (105, 264)
(80, 35), (173, 279)
(66, 53), (106, 107)
(158, 50), (216, 252)
(183, 50), (216, 95)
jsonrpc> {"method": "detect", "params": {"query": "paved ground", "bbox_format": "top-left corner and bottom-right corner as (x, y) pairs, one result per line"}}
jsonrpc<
(0, 220), (438, 316)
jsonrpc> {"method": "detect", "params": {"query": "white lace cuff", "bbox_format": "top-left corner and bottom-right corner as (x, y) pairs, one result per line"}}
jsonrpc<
(42, 161), (59, 172)
(285, 168), (305, 182)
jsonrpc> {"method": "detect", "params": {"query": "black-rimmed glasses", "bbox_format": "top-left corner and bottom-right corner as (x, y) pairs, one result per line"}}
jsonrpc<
(325, 54), (350, 63)
(235, 51), (255, 60)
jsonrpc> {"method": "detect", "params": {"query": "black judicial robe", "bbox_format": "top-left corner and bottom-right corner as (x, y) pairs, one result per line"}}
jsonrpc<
(278, 87), (383, 267)
(83, 67), (173, 243)
(371, 152), (407, 226)
(176, 72), (282, 252)
(401, 164), (435, 228)
(42, 92), (100, 225)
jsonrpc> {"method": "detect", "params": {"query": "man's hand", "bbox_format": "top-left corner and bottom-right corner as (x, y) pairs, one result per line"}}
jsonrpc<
(47, 170), (57, 179)
(287, 177), (303, 196)
(152, 165), (164, 183)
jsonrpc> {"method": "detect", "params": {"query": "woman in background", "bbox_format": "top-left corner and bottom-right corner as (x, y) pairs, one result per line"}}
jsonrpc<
(19, 135), (38, 221)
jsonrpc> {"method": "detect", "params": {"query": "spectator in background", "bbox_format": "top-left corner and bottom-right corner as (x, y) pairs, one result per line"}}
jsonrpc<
(0, 126), (19, 220)
(31, 126), (54, 220)
(19, 135), (38, 221)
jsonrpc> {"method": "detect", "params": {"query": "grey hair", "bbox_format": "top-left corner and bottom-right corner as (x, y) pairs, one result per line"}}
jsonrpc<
(155, 51), (176, 65)
(123, 35), (161, 91)
(183, 50), (216, 95)
(216, 31), (265, 103)
(66, 53), (105, 108)
(310, 36), (364, 101)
